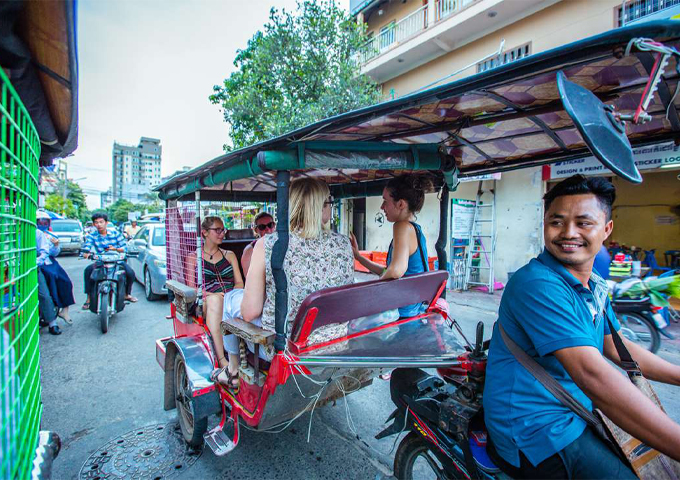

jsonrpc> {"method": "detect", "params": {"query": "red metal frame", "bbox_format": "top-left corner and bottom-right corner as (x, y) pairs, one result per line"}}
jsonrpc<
(166, 277), (450, 431)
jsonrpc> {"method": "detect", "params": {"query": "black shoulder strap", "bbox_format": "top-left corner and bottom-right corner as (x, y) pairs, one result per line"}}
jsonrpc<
(410, 222), (428, 272)
(606, 314), (642, 379)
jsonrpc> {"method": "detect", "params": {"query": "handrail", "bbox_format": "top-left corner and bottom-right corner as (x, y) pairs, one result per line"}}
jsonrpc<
(359, 4), (428, 64)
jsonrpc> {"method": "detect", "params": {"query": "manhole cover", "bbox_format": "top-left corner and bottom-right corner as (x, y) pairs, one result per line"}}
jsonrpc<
(79, 422), (201, 479)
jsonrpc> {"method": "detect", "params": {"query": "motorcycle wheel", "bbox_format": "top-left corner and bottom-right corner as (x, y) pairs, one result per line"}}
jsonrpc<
(174, 354), (207, 448)
(618, 312), (660, 353)
(99, 293), (109, 334)
(394, 432), (455, 480)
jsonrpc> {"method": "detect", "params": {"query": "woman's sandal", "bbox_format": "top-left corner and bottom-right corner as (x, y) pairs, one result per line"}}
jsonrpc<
(58, 309), (73, 325)
(210, 366), (239, 389)
(81, 302), (90, 311)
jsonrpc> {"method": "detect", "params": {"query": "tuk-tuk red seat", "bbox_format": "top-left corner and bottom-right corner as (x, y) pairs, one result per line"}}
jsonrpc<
(289, 270), (448, 348)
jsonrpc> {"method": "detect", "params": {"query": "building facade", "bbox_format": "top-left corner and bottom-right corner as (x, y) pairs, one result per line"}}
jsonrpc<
(349, 0), (680, 283)
(112, 137), (162, 204)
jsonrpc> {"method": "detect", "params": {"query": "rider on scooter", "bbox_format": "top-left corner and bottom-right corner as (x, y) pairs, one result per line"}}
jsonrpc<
(81, 212), (138, 310)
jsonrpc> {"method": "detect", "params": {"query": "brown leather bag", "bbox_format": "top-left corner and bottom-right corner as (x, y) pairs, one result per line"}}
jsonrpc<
(499, 321), (680, 479)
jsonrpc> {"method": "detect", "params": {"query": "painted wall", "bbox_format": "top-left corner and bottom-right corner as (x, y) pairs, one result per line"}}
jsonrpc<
(610, 170), (680, 265)
(381, 0), (622, 98)
(362, 170), (544, 281)
(364, 0), (425, 35)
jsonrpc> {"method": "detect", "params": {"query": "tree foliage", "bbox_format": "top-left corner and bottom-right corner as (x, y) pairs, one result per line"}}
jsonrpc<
(209, 0), (381, 150)
(45, 194), (76, 218)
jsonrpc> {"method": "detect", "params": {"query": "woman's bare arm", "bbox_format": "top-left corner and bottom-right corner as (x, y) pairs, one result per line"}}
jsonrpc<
(241, 239), (266, 322)
(381, 221), (412, 280)
(350, 233), (384, 275)
(226, 250), (244, 289)
(241, 245), (254, 278)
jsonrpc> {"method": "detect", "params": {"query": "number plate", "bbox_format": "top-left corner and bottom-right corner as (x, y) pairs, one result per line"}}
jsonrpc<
(652, 312), (668, 330)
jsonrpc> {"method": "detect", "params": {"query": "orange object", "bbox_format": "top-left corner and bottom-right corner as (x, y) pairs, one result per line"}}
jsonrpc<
(354, 251), (372, 272)
(428, 256), (438, 271)
(372, 251), (388, 266)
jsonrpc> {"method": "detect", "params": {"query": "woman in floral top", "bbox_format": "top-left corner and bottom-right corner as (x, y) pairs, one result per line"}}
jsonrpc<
(217, 177), (354, 386)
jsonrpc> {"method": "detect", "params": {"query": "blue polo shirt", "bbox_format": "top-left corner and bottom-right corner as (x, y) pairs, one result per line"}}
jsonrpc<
(483, 249), (620, 467)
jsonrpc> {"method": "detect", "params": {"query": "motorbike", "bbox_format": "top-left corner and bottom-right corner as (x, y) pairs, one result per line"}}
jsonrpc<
(610, 278), (674, 354)
(376, 322), (510, 480)
(83, 250), (135, 333)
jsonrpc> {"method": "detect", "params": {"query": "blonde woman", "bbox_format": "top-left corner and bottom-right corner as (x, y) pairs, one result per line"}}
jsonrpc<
(186, 216), (244, 387)
(216, 178), (354, 387)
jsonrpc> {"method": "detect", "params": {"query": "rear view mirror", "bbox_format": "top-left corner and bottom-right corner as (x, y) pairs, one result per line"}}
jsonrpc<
(557, 71), (642, 183)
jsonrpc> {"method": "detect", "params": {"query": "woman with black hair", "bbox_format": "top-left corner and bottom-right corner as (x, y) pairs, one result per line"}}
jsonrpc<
(351, 174), (432, 317)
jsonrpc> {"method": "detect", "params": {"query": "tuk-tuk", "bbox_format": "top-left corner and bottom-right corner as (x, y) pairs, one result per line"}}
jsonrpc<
(154, 20), (680, 464)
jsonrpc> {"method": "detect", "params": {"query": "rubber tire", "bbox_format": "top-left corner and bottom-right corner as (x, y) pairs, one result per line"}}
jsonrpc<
(394, 432), (456, 480)
(174, 354), (207, 448)
(99, 293), (109, 334)
(144, 268), (159, 301)
(618, 312), (660, 354)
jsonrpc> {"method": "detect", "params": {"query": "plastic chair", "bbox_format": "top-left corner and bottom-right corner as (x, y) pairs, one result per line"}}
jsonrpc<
(642, 250), (671, 277)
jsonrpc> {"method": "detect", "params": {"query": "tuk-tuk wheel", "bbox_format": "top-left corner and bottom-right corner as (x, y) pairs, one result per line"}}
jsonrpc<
(173, 354), (207, 448)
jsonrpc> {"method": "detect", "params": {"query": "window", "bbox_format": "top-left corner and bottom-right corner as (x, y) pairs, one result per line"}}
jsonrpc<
(477, 43), (531, 73)
(616, 0), (680, 26)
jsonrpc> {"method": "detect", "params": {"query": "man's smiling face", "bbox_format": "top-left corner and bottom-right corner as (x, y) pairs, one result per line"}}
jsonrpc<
(544, 193), (613, 269)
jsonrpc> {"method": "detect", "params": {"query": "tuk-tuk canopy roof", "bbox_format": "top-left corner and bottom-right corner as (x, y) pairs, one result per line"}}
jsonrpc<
(158, 21), (680, 201)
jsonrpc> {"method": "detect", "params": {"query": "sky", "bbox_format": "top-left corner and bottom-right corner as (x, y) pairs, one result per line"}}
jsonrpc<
(71, 0), (350, 209)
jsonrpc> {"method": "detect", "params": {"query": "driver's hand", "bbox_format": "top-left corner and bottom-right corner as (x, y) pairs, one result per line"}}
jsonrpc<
(49, 236), (59, 245)
(107, 246), (115, 251)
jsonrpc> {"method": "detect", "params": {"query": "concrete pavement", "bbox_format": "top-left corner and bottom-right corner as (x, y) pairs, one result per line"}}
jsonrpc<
(39, 257), (680, 478)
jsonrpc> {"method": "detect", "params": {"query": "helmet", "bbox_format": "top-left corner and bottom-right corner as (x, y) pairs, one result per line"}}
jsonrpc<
(36, 210), (51, 231)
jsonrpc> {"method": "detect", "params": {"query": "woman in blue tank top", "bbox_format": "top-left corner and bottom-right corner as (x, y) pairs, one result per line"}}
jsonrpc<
(351, 175), (431, 317)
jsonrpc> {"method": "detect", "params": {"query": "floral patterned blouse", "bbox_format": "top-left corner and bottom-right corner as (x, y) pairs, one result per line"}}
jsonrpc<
(262, 230), (354, 337)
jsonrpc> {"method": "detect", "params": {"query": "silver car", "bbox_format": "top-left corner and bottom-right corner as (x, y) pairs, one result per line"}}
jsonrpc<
(127, 223), (167, 301)
(50, 219), (84, 254)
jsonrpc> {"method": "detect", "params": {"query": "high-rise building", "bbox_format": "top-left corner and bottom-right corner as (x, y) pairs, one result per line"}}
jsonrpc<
(112, 137), (162, 204)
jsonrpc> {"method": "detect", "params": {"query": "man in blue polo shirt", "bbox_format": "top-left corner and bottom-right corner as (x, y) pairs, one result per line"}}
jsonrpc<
(484, 175), (680, 479)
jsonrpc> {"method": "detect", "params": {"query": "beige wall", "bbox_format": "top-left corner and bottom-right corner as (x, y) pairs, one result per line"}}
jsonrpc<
(610, 170), (680, 265)
(382, 0), (622, 98)
(364, 0), (426, 36)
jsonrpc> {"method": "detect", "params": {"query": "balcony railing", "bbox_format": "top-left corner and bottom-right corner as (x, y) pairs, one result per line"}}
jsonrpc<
(357, 0), (482, 65)
(359, 5), (428, 64)
(618, 0), (680, 25)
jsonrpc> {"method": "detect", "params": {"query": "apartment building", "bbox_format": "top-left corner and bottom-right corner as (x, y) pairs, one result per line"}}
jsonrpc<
(349, 0), (680, 283)
(112, 137), (163, 204)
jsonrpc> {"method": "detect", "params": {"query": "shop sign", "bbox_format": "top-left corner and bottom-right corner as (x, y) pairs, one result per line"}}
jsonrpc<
(460, 172), (501, 183)
(546, 142), (679, 179)
(451, 198), (477, 237)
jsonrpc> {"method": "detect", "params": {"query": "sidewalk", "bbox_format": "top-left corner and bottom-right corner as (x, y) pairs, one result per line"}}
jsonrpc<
(446, 288), (502, 315)
(354, 271), (503, 315)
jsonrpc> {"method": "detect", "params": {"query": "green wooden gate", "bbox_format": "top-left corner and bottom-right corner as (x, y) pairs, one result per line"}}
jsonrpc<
(0, 66), (42, 478)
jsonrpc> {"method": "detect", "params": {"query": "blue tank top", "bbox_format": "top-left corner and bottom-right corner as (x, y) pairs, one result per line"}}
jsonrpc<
(386, 222), (428, 317)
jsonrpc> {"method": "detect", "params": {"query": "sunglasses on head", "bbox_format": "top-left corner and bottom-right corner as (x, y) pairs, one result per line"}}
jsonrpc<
(255, 221), (275, 232)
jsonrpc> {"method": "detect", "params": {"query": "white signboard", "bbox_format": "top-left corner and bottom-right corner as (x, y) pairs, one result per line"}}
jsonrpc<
(460, 172), (502, 183)
(548, 142), (680, 179)
(451, 198), (477, 238)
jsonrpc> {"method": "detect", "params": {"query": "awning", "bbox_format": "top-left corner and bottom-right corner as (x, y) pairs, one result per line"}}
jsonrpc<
(157, 20), (680, 201)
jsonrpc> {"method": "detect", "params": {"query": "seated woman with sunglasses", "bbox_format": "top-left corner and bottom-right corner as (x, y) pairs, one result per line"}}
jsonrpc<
(215, 178), (354, 388)
(241, 211), (276, 277)
(186, 216), (244, 387)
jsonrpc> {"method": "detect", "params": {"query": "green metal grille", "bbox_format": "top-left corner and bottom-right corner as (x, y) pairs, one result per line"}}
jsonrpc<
(0, 66), (42, 479)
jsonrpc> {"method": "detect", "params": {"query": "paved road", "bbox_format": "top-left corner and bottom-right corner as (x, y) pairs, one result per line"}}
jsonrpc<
(40, 256), (680, 479)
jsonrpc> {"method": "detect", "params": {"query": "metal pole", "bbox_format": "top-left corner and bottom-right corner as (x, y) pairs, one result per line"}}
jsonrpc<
(195, 190), (203, 309)
(435, 185), (449, 299)
(272, 170), (290, 352)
